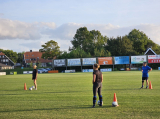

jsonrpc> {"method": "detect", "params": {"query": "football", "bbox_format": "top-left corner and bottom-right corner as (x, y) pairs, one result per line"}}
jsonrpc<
(29, 87), (32, 91)
(97, 100), (103, 105)
(112, 102), (118, 107)
(32, 86), (35, 89)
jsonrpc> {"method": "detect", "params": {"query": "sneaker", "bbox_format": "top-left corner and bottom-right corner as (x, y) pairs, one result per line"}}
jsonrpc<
(99, 104), (102, 106)
(35, 88), (37, 90)
(146, 86), (148, 89)
(92, 105), (95, 108)
(140, 87), (143, 89)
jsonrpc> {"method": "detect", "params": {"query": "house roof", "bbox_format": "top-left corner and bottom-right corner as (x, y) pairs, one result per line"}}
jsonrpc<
(0, 63), (12, 67)
(0, 52), (15, 65)
(24, 51), (53, 63)
(0, 52), (5, 55)
(144, 48), (157, 55)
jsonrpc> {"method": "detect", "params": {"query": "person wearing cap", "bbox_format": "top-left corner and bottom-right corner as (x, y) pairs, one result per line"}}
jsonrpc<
(32, 65), (38, 90)
(92, 63), (103, 107)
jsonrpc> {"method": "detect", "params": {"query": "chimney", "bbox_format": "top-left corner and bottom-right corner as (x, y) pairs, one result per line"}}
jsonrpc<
(30, 50), (32, 52)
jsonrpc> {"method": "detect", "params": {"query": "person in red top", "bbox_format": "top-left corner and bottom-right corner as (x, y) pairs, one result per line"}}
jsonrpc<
(92, 63), (103, 108)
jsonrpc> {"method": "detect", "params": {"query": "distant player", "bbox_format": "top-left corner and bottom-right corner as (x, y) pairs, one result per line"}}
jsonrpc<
(141, 62), (152, 89)
(92, 64), (103, 108)
(32, 65), (38, 90)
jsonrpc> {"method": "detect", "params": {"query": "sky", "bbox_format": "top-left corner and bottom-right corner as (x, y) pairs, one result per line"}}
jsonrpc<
(0, 0), (160, 53)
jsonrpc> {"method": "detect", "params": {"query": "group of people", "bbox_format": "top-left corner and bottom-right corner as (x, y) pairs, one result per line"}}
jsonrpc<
(32, 62), (152, 108)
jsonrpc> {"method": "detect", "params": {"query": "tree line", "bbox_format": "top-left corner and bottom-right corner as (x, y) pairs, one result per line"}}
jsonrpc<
(1, 27), (160, 63)
(57, 27), (160, 59)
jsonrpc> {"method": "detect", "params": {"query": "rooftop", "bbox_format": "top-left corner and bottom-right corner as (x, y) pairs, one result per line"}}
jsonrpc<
(24, 51), (53, 63)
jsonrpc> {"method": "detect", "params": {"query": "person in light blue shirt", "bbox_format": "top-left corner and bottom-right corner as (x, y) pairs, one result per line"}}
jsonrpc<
(141, 62), (152, 89)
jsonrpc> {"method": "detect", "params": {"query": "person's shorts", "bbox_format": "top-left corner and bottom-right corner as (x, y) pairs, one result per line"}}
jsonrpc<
(142, 77), (148, 80)
(32, 77), (37, 80)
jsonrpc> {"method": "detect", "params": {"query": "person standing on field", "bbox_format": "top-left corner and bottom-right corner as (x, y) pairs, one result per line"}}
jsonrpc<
(32, 65), (38, 90)
(92, 64), (103, 108)
(141, 62), (152, 89)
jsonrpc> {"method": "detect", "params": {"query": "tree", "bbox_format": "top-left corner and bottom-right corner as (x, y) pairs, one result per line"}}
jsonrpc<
(127, 29), (151, 54)
(90, 30), (108, 48)
(106, 36), (134, 56)
(69, 47), (91, 58)
(17, 52), (24, 63)
(39, 40), (61, 59)
(30, 62), (33, 67)
(71, 27), (92, 53)
(146, 39), (160, 54)
(94, 48), (111, 57)
(37, 61), (41, 67)
(57, 51), (70, 59)
(71, 27), (108, 56)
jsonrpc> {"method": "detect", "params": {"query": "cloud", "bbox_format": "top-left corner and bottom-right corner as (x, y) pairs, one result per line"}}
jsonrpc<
(20, 41), (44, 49)
(0, 18), (56, 40)
(0, 18), (160, 53)
(0, 13), (4, 16)
(42, 23), (120, 40)
(45, 23), (160, 45)
(42, 23), (81, 40)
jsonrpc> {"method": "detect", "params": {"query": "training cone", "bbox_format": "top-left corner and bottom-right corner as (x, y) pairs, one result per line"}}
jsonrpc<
(112, 93), (119, 107)
(24, 83), (27, 90)
(149, 81), (152, 89)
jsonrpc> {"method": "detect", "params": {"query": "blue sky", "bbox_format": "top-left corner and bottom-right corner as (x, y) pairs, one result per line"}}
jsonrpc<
(0, 0), (160, 52)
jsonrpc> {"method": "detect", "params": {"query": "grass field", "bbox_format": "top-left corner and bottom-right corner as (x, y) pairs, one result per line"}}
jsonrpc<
(0, 71), (160, 119)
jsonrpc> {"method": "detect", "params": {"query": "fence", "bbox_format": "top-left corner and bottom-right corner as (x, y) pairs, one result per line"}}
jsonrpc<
(53, 55), (160, 72)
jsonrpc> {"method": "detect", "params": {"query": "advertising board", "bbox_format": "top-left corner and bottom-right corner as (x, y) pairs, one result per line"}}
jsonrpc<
(100, 68), (112, 72)
(82, 69), (93, 72)
(148, 55), (160, 63)
(0, 72), (6, 75)
(98, 57), (113, 65)
(23, 71), (33, 74)
(54, 59), (66, 67)
(131, 56), (146, 64)
(82, 58), (96, 66)
(65, 70), (75, 73)
(67, 59), (81, 66)
(10, 72), (17, 75)
(114, 56), (129, 64)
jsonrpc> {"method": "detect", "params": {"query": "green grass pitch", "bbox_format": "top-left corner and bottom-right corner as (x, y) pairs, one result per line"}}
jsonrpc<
(0, 71), (160, 119)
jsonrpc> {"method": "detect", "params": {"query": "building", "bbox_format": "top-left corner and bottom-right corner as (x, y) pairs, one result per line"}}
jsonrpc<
(0, 63), (14, 70)
(0, 52), (15, 69)
(23, 50), (53, 67)
(144, 48), (157, 55)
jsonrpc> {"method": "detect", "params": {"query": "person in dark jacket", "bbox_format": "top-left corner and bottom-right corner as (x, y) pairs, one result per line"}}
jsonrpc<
(32, 65), (38, 90)
(92, 63), (103, 107)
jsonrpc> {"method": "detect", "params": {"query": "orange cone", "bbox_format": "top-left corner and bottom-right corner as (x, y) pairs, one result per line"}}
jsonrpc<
(24, 83), (27, 90)
(149, 81), (152, 89)
(112, 93), (119, 107)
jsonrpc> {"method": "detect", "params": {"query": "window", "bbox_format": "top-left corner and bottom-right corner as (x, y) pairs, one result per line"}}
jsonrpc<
(6, 59), (8, 62)
(3, 59), (5, 62)
(26, 59), (29, 61)
(2, 55), (4, 58)
(31, 58), (36, 61)
(0, 55), (1, 58)
(32, 55), (34, 56)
